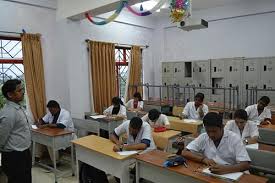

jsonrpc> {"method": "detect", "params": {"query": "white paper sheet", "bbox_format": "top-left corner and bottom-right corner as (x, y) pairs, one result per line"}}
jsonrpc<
(184, 119), (199, 123)
(31, 125), (38, 129)
(203, 168), (243, 181)
(246, 143), (258, 149)
(90, 115), (106, 119)
(117, 151), (138, 156)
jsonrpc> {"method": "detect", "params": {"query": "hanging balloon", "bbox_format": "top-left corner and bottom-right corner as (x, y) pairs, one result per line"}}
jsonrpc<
(169, 0), (190, 23)
(85, 0), (128, 25)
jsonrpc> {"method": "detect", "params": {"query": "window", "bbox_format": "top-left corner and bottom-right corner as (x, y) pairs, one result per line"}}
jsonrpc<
(0, 36), (24, 108)
(115, 46), (131, 99)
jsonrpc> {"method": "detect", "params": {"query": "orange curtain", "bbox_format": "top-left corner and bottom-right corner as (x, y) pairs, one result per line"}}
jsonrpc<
(127, 46), (143, 100)
(21, 33), (46, 121)
(88, 41), (117, 114)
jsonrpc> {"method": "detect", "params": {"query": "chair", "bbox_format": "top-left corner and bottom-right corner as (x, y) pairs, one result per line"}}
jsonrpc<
(246, 148), (275, 175)
(172, 106), (184, 117)
(72, 118), (100, 137)
(126, 111), (137, 120)
(258, 128), (275, 146)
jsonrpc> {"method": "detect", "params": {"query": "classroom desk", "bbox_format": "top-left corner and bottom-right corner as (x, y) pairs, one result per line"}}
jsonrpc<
(152, 130), (181, 152)
(259, 124), (275, 130)
(72, 135), (137, 183)
(135, 150), (268, 183)
(31, 127), (74, 183)
(87, 116), (124, 137)
(168, 116), (203, 136)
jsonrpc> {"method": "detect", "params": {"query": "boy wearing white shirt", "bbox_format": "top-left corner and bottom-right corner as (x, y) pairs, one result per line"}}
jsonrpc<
(225, 109), (258, 144)
(141, 109), (170, 128)
(182, 112), (250, 175)
(245, 96), (272, 125)
(182, 93), (208, 120)
(125, 92), (144, 111)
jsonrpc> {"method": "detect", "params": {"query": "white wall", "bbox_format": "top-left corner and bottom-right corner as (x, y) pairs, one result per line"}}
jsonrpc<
(152, 0), (275, 85)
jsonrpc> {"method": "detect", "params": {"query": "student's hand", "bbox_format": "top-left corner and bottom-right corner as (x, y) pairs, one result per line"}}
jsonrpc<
(113, 145), (121, 152)
(48, 124), (56, 128)
(202, 158), (216, 166)
(39, 124), (48, 129)
(209, 164), (229, 175)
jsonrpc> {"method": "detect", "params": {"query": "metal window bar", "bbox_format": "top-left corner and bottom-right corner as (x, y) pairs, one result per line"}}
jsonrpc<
(246, 87), (275, 107)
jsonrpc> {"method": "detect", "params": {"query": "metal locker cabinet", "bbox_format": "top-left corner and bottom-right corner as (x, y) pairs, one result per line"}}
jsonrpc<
(174, 62), (185, 84)
(224, 57), (244, 108)
(243, 58), (260, 88)
(162, 62), (173, 78)
(211, 59), (225, 78)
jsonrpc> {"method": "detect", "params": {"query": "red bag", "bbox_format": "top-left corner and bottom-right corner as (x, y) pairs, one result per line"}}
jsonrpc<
(154, 126), (167, 132)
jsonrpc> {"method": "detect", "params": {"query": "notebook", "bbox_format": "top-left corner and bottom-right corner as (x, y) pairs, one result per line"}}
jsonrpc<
(202, 168), (243, 181)
(89, 115), (106, 119)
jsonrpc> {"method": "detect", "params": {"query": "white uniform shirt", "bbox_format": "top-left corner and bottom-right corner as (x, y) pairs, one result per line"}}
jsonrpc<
(183, 102), (209, 120)
(245, 104), (271, 125)
(42, 108), (74, 131)
(141, 114), (170, 127)
(114, 120), (156, 150)
(103, 105), (127, 118)
(125, 99), (144, 109)
(224, 120), (259, 140)
(187, 130), (251, 165)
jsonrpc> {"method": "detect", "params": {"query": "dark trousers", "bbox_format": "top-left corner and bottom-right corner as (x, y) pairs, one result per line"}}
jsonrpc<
(1, 149), (32, 183)
(80, 163), (108, 183)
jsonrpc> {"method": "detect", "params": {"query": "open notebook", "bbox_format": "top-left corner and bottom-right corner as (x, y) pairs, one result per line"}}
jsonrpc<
(89, 115), (106, 119)
(203, 168), (243, 181)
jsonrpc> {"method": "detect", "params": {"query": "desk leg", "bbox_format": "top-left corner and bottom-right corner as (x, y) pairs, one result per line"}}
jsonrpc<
(53, 140), (57, 183)
(120, 165), (130, 183)
(32, 141), (36, 166)
(136, 161), (140, 183)
(76, 159), (79, 183)
(71, 145), (75, 176)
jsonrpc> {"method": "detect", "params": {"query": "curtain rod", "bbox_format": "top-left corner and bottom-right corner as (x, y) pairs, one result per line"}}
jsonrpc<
(85, 39), (149, 49)
(0, 30), (22, 35)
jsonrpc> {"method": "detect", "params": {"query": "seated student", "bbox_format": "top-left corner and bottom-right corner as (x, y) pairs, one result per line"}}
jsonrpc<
(245, 96), (272, 125)
(225, 109), (258, 145)
(182, 112), (250, 175)
(80, 117), (156, 183)
(125, 92), (144, 111)
(36, 100), (74, 164)
(141, 109), (170, 128)
(182, 92), (209, 120)
(103, 96), (127, 119)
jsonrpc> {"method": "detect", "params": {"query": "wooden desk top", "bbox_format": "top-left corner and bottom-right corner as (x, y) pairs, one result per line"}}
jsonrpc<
(259, 124), (275, 130)
(136, 150), (268, 183)
(89, 116), (124, 123)
(258, 143), (275, 152)
(72, 135), (137, 160)
(153, 130), (181, 138)
(31, 127), (73, 137)
(168, 116), (203, 125)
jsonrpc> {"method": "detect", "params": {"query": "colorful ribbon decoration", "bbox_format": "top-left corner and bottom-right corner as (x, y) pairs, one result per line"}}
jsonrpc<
(170, 0), (190, 23)
(85, 0), (128, 25)
(125, 0), (167, 16)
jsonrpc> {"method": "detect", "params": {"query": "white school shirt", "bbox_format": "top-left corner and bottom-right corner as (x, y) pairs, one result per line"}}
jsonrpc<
(183, 102), (209, 120)
(224, 120), (259, 140)
(103, 105), (127, 118)
(114, 120), (156, 150)
(125, 99), (144, 109)
(141, 114), (170, 127)
(245, 104), (271, 125)
(42, 108), (74, 131)
(187, 130), (251, 165)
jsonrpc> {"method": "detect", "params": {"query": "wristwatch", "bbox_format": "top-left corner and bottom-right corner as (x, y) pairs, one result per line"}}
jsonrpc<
(119, 144), (124, 151)
(244, 139), (248, 145)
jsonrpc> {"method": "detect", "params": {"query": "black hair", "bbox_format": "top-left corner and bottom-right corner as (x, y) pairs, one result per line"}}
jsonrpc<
(133, 92), (142, 101)
(129, 117), (143, 129)
(195, 92), (204, 101)
(259, 96), (270, 105)
(47, 100), (60, 108)
(148, 109), (161, 121)
(1, 79), (22, 99)
(203, 112), (223, 128)
(112, 96), (124, 106)
(234, 109), (248, 121)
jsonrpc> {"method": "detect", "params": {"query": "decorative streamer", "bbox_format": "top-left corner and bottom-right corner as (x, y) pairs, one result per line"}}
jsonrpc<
(125, 0), (167, 16)
(85, 0), (128, 25)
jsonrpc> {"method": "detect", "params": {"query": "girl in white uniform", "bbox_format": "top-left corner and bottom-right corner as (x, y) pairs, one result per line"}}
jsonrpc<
(125, 92), (144, 111)
(225, 109), (258, 144)
(103, 97), (127, 119)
